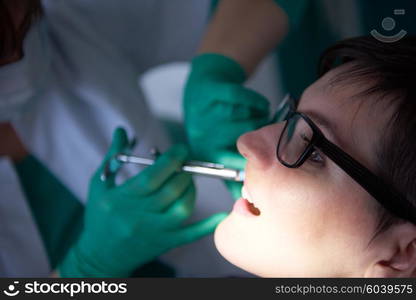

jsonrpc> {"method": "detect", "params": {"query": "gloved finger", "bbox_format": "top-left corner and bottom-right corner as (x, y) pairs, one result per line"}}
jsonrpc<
(120, 144), (188, 196)
(220, 118), (269, 137)
(193, 83), (270, 112)
(138, 172), (193, 212)
(187, 102), (268, 127)
(188, 118), (268, 153)
(194, 100), (269, 122)
(225, 181), (243, 201)
(190, 151), (246, 172)
(208, 150), (246, 170)
(201, 150), (245, 200)
(209, 151), (245, 201)
(92, 127), (129, 189)
(167, 212), (228, 247)
(229, 84), (271, 112)
(160, 183), (196, 228)
(188, 109), (268, 133)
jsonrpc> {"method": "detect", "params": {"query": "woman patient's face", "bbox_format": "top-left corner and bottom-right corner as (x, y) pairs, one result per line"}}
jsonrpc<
(214, 65), (394, 277)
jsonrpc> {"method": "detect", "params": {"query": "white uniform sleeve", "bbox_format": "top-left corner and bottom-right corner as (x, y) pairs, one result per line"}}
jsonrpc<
(41, 0), (211, 73)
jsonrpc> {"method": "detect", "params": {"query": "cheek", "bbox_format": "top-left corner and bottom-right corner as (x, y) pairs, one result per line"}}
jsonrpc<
(217, 128), (380, 277)
(269, 175), (376, 246)
(214, 170), (332, 276)
(261, 163), (377, 238)
(245, 168), (376, 275)
(322, 174), (379, 242)
(260, 172), (331, 246)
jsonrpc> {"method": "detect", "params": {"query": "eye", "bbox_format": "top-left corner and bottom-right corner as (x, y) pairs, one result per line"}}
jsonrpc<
(308, 148), (325, 165)
(298, 132), (325, 165)
(300, 132), (311, 144)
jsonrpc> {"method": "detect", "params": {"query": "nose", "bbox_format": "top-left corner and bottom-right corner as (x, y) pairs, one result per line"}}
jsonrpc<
(237, 123), (284, 168)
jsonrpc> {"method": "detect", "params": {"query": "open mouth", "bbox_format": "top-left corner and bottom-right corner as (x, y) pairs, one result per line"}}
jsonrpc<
(242, 186), (261, 216)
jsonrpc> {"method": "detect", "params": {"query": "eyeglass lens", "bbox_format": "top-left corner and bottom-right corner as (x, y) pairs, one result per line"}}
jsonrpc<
(278, 114), (314, 166)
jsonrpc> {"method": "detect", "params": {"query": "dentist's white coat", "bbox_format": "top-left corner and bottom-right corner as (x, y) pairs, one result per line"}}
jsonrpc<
(0, 0), (248, 277)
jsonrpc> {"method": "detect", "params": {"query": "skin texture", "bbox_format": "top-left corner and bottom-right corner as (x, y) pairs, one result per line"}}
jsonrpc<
(0, 123), (28, 162)
(0, 1), (34, 162)
(198, 0), (288, 75)
(214, 64), (416, 277)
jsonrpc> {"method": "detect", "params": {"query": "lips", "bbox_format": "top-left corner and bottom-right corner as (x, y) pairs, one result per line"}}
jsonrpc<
(241, 186), (261, 216)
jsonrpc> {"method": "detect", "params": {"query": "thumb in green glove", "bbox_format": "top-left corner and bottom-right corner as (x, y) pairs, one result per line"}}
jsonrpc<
(58, 128), (227, 277)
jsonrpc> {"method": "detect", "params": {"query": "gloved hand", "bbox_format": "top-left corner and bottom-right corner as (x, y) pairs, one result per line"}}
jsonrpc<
(58, 128), (227, 277)
(184, 54), (270, 199)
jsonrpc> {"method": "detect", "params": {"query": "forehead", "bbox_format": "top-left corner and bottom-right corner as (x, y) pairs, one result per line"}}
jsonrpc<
(297, 65), (394, 171)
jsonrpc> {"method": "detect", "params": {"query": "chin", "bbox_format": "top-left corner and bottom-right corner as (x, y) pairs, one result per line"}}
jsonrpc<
(213, 215), (232, 259)
(213, 214), (262, 276)
(214, 215), (244, 267)
(214, 213), (298, 277)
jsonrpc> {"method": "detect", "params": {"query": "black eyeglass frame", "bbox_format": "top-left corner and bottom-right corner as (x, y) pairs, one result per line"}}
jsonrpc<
(276, 110), (416, 225)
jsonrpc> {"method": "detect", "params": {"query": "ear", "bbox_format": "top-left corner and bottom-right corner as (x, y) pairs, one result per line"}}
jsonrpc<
(364, 223), (416, 278)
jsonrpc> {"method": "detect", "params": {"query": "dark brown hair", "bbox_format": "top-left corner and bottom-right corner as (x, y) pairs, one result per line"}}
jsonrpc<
(318, 36), (416, 237)
(0, 0), (42, 64)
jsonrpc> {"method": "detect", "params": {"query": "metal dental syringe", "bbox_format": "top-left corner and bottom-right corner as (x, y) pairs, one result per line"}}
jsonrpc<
(100, 153), (245, 182)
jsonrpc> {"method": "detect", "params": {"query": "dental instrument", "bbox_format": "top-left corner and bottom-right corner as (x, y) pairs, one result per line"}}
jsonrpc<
(100, 153), (245, 182)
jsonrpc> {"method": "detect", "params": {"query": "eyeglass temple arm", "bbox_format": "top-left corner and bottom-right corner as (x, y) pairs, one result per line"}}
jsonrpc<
(317, 137), (416, 224)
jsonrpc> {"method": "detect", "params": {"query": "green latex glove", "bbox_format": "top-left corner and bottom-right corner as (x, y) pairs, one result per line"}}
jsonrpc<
(59, 128), (227, 277)
(184, 54), (270, 199)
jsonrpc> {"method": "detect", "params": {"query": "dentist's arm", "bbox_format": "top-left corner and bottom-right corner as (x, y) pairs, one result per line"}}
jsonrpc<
(0, 123), (28, 162)
(198, 0), (288, 75)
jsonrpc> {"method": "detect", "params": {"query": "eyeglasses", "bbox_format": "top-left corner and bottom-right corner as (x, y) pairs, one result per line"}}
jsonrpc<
(275, 96), (416, 225)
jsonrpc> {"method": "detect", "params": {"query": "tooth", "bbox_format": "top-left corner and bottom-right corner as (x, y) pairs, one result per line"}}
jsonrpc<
(242, 186), (254, 204)
(242, 186), (248, 199)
